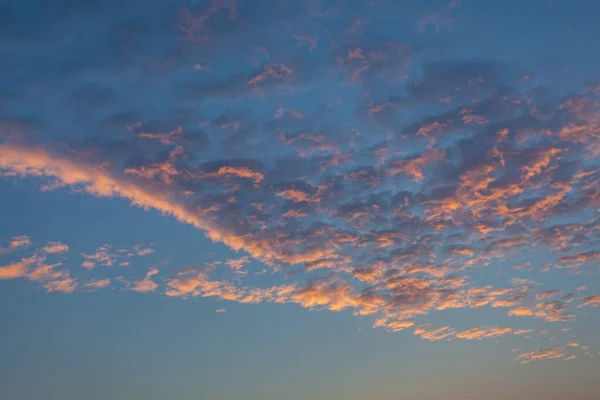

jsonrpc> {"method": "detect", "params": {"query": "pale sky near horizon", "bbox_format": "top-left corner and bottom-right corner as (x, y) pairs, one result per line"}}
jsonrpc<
(1, 1), (600, 399)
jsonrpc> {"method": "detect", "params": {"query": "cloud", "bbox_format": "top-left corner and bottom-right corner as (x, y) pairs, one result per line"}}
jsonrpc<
(374, 319), (415, 332)
(4, 131), (593, 356)
(558, 251), (600, 267)
(509, 307), (534, 317)
(131, 268), (159, 293)
(9, 236), (31, 249)
(42, 277), (77, 293)
(0, 143), (211, 234)
(517, 345), (564, 364)
(276, 189), (318, 204)
(536, 289), (561, 301)
(0, 255), (38, 280)
(455, 326), (514, 341)
(26, 256), (77, 293)
(84, 279), (111, 291)
(0, 143), (295, 268)
(388, 147), (446, 182)
(413, 324), (455, 341)
(81, 244), (156, 268)
(248, 64), (294, 88)
(578, 295), (600, 308)
(2, 0), (600, 366)
(1, 236), (32, 255)
(81, 246), (116, 269)
(202, 165), (265, 187)
(0, 247), (77, 292)
(27, 260), (66, 282)
(290, 280), (359, 312)
(165, 270), (246, 300)
(42, 242), (70, 254)
(226, 256), (250, 275)
(133, 245), (155, 256)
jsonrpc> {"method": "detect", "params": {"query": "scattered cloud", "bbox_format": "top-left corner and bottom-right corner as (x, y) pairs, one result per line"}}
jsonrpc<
(81, 244), (156, 269)
(0, 0), (600, 366)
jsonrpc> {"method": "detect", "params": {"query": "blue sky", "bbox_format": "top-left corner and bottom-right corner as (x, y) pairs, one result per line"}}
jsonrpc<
(1, 0), (600, 399)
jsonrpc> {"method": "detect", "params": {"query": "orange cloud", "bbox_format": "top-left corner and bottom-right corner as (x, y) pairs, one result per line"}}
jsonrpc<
(509, 307), (534, 317)
(42, 242), (69, 254)
(536, 289), (560, 301)
(578, 295), (600, 308)
(1, 124), (598, 359)
(138, 127), (183, 145)
(558, 251), (600, 266)
(25, 256), (77, 293)
(517, 345), (564, 364)
(388, 148), (446, 181)
(27, 260), (65, 282)
(0, 144), (221, 250)
(290, 281), (357, 312)
(491, 296), (525, 308)
(133, 245), (155, 256)
(0, 250), (77, 292)
(282, 209), (308, 218)
(514, 329), (533, 335)
(207, 166), (264, 187)
(84, 279), (111, 290)
(276, 189), (317, 203)
(131, 268), (159, 293)
(165, 270), (245, 300)
(124, 146), (183, 184)
(521, 148), (562, 182)
(81, 246), (115, 268)
(9, 235), (31, 249)
(42, 277), (77, 293)
(374, 319), (415, 332)
(416, 121), (449, 136)
(413, 324), (455, 341)
(226, 256), (250, 275)
(455, 326), (513, 340)
(0, 255), (39, 280)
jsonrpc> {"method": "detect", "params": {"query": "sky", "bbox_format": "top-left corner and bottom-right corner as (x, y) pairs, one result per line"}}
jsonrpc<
(1, 0), (600, 399)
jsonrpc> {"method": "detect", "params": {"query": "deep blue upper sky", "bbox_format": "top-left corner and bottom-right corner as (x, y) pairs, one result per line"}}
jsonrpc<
(1, 1), (600, 399)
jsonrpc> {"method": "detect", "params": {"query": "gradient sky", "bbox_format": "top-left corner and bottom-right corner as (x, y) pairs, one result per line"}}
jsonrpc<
(1, 0), (600, 399)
